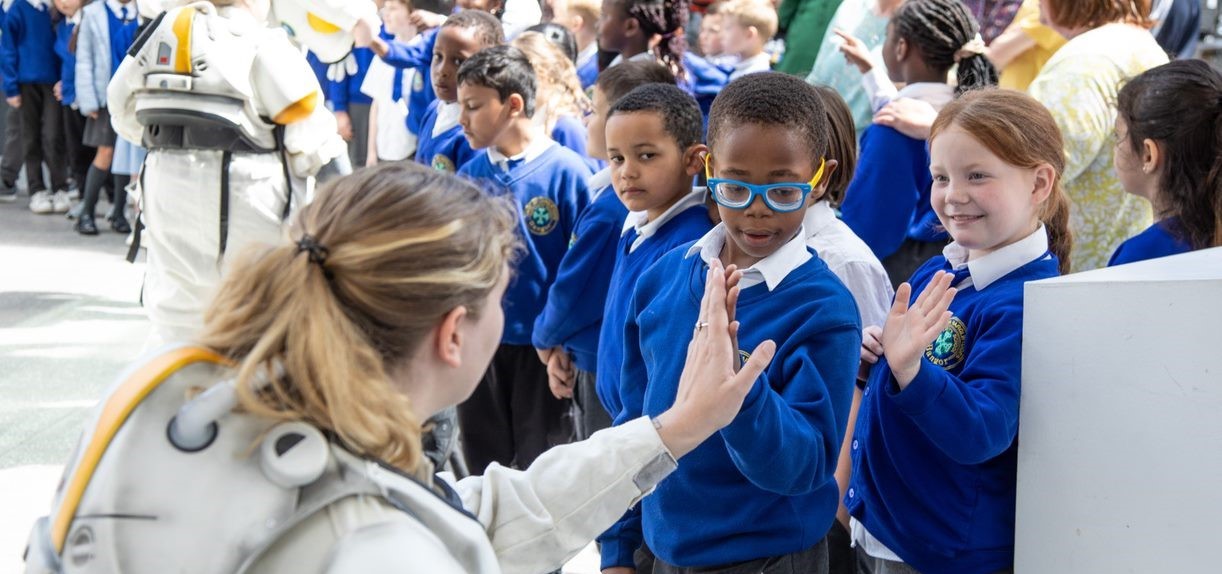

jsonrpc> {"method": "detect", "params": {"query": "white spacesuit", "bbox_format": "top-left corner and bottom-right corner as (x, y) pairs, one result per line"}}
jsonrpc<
(22, 346), (678, 573)
(108, 0), (374, 345)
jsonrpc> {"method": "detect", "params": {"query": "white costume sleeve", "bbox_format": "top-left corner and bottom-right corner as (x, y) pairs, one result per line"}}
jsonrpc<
(107, 38), (148, 144)
(251, 30), (345, 176)
(449, 416), (677, 574)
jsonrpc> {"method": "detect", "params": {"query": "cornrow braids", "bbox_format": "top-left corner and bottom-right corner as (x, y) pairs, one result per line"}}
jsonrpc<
(623, 0), (690, 82)
(892, 0), (998, 95)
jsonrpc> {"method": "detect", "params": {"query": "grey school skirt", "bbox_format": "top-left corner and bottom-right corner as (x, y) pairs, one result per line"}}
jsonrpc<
(82, 107), (119, 148)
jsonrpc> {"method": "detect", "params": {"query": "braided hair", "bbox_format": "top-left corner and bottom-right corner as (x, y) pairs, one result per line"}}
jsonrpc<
(892, 0), (998, 95)
(620, 0), (689, 82)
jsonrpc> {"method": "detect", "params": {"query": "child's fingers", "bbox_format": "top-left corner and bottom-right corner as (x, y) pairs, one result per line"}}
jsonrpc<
(923, 310), (955, 343)
(889, 283), (913, 317)
(911, 272), (942, 312)
(733, 340), (776, 395)
(726, 284), (741, 329)
(704, 259), (730, 334)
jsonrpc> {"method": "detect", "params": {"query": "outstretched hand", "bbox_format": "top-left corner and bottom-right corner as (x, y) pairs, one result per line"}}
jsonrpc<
(881, 271), (958, 389)
(654, 258), (776, 459)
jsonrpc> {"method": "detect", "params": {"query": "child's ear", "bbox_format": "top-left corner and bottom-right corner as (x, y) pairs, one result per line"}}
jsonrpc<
(895, 37), (909, 63)
(809, 159), (839, 204)
(1141, 138), (1162, 175)
(434, 305), (469, 368)
(508, 93), (526, 117)
(684, 144), (711, 176)
(624, 15), (642, 39)
(1031, 163), (1055, 205)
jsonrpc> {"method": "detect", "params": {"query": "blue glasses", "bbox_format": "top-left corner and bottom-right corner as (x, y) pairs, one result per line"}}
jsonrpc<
(704, 155), (826, 213)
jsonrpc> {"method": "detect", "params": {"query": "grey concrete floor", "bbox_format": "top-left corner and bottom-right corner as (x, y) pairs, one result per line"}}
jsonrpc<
(0, 192), (149, 573)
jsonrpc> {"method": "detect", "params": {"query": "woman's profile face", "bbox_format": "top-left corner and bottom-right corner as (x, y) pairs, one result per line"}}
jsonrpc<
(447, 264), (510, 406)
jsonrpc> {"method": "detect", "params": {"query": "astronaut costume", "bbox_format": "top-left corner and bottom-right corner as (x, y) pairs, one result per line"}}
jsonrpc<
(108, 0), (372, 345)
(23, 346), (679, 573)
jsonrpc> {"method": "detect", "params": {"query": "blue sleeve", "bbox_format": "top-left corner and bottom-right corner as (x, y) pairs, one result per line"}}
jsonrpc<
(840, 125), (928, 260)
(380, 28), (436, 69)
(1, 8), (19, 97)
(330, 73), (350, 112)
(75, 16), (99, 115)
(886, 304), (1023, 465)
(596, 271), (654, 569)
(532, 202), (622, 350)
(1107, 240), (1132, 267)
(719, 318), (861, 495)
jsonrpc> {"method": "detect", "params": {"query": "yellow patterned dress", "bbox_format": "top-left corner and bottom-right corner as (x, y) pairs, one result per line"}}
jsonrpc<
(1028, 24), (1167, 271)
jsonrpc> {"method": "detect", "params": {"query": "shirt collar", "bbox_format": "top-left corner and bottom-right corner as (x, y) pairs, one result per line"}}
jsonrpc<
(685, 223), (812, 291)
(623, 188), (706, 252)
(433, 101), (462, 136)
(733, 52), (771, 73)
(576, 43), (598, 68)
(104, 0), (134, 19)
(486, 130), (553, 172)
(943, 224), (1050, 290)
(26, 0), (50, 11)
(588, 166), (612, 197)
(801, 200), (838, 237)
(896, 82), (955, 110)
(608, 51), (655, 68)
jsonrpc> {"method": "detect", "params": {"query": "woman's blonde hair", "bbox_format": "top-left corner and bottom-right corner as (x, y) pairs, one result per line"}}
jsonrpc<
(512, 31), (592, 133)
(198, 163), (520, 476)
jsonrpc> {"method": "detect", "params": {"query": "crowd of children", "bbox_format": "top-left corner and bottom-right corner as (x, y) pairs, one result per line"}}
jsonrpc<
(2, 0), (1221, 572)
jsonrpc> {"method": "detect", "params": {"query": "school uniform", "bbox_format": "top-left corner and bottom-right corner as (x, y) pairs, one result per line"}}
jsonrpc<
(456, 136), (593, 474)
(728, 52), (772, 81)
(532, 167), (628, 441)
(1, 0), (67, 194)
(681, 52), (730, 135)
(379, 28), (437, 141)
(549, 113), (603, 172)
(414, 100), (476, 172)
(329, 47), (375, 167)
(55, 13), (93, 191)
(594, 189), (713, 422)
(847, 226), (1059, 574)
(840, 83), (954, 288)
(805, 200), (893, 330)
(360, 50), (415, 161)
(575, 43), (599, 90)
(599, 223), (862, 571)
(1108, 216), (1193, 266)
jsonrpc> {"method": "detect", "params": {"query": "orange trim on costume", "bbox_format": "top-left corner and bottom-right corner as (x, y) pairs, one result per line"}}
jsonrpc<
(171, 7), (196, 74)
(306, 12), (342, 34)
(273, 91), (320, 125)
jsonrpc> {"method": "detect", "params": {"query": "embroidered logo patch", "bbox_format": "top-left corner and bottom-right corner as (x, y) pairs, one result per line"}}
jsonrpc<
(738, 350), (751, 365)
(925, 316), (966, 370)
(569, 232), (578, 248)
(413, 72), (424, 92)
(525, 197), (559, 235)
(431, 154), (455, 173)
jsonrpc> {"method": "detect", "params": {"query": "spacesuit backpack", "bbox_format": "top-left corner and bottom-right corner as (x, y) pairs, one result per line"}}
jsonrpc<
(20, 345), (472, 574)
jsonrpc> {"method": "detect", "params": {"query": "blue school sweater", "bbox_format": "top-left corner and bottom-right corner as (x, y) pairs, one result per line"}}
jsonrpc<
(1108, 217), (1193, 266)
(840, 125), (947, 260)
(550, 113), (604, 172)
(381, 28), (437, 137)
(460, 144), (594, 345)
(532, 183), (629, 372)
(415, 100), (476, 172)
(305, 51), (329, 100)
(329, 47), (374, 112)
(599, 243), (862, 569)
(1, 0), (60, 96)
(594, 205), (713, 420)
(104, 2), (136, 76)
(681, 52), (730, 132)
(846, 252), (1061, 574)
(576, 54), (598, 90)
(54, 18), (76, 106)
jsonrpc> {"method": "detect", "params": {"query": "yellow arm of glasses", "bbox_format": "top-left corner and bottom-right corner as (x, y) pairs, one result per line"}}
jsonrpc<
(703, 154), (826, 187)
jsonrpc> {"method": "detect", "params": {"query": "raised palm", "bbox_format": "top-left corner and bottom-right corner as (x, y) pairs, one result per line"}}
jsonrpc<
(881, 271), (958, 388)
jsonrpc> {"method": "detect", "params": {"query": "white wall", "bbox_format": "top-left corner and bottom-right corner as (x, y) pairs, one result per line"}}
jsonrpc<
(1016, 247), (1222, 573)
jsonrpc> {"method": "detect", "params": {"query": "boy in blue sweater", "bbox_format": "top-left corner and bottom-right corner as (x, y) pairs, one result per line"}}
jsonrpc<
(454, 45), (594, 473)
(394, 10), (501, 172)
(1, 0), (69, 211)
(592, 81), (713, 428)
(531, 60), (677, 442)
(329, 47), (375, 168)
(599, 72), (862, 573)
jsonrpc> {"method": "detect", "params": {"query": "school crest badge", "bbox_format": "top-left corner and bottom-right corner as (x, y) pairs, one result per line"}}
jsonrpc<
(525, 197), (559, 235)
(925, 316), (966, 370)
(738, 350), (752, 365)
(569, 232), (578, 248)
(431, 154), (455, 173)
(413, 72), (424, 92)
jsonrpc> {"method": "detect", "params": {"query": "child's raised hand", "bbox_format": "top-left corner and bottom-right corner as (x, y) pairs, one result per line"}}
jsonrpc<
(881, 271), (957, 389)
(834, 29), (874, 74)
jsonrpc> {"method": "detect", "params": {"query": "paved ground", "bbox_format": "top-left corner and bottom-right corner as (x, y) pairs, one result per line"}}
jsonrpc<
(0, 191), (600, 573)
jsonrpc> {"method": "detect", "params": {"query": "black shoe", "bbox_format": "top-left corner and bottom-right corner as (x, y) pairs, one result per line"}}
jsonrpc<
(76, 214), (99, 235)
(109, 213), (131, 234)
(0, 181), (16, 203)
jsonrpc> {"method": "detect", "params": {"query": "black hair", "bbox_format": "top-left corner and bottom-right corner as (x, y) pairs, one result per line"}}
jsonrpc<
(1117, 59), (1222, 250)
(456, 46), (538, 118)
(595, 60), (677, 103)
(526, 22), (578, 62)
(891, 0), (998, 95)
(442, 9), (505, 48)
(607, 83), (702, 150)
(810, 84), (856, 206)
(707, 72), (829, 162)
(610, 0), (690, 81)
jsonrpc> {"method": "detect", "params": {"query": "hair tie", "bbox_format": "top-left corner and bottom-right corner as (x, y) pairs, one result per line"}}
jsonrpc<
(296, 234), (330, 266)
(954, 34), (986, 63)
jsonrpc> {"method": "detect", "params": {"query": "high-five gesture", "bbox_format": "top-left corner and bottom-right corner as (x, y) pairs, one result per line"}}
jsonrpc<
(881, 271), (958, 389)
